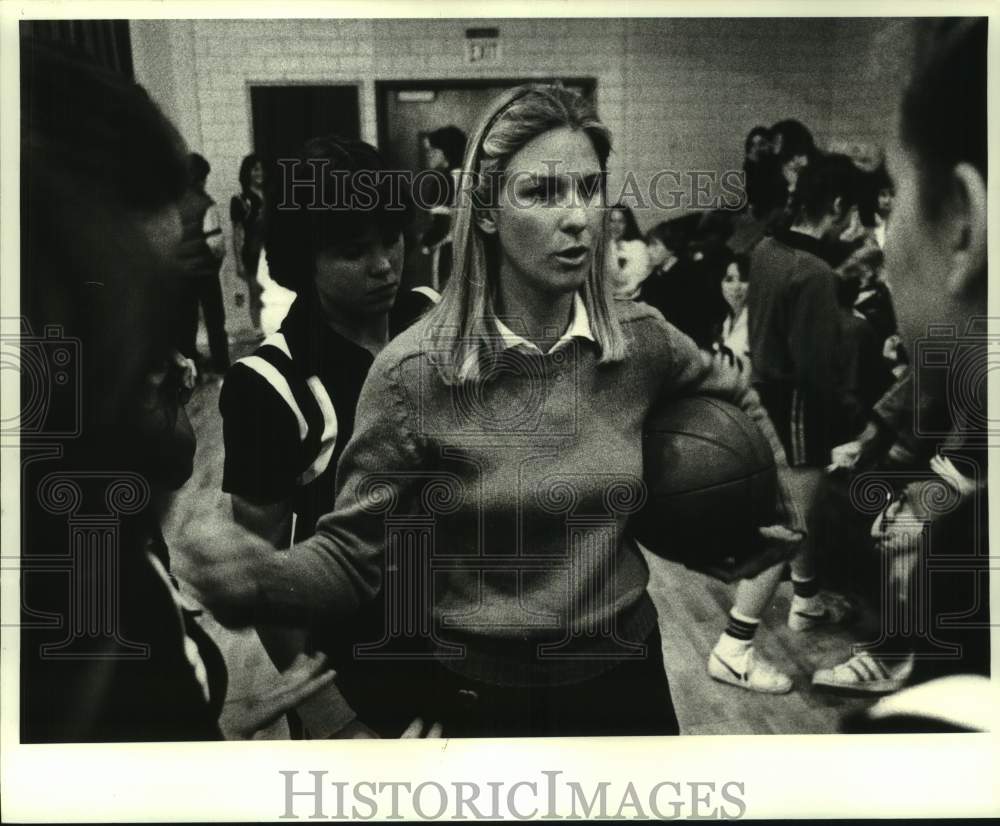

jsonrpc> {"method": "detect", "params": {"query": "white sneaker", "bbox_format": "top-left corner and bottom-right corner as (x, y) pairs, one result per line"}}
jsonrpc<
(708, 646), (793, 694)
(812, 651), (913, 694)
(788, 591), (855, 632)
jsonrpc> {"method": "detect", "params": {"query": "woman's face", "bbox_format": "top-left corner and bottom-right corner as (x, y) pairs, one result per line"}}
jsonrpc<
(877, 187), (894, 218)
(721, 262), (748, 314)
(746, 133), (770, 163)
(314, 227), (404, 317)
(646, 237), (670, 268)
(250, 161), (265, 187)
(608, 209), (627, 241)
(491, 126), (604, 299)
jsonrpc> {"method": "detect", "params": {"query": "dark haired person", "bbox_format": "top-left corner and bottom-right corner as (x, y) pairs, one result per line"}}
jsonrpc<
(820, 19), (989, 712)
(641, 240), (730, 352)
(219, 135), (432, 738)
(606, 202), (650, 299)
(230, 153), (267, 336)
(419, 125), (468, 290)
(20, 41), (331, 743)
(177, 152), (230, 377)
(717, 249), (751, 367)
(643, 220), (686, 280)
(744, 125), (772, 164)
(770, 118), (816, 194)
(747, 151), (862, 637)
(832, 267), (894, 445)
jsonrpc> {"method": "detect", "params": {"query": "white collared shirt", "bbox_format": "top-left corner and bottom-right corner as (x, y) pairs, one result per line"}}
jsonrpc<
(493, 292), (595, 355)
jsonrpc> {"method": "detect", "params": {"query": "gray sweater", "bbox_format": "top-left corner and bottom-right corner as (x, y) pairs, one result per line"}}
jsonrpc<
(261, 299), (802, 687)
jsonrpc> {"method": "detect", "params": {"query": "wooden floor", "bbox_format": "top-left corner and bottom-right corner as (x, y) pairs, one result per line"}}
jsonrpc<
(165, 333), (875, 737)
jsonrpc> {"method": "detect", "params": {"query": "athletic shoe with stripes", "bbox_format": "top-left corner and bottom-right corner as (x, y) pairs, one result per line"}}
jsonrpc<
(708, 646), (793, 694)
(788, 591), (855, 632)
(812, 651), (913, 694)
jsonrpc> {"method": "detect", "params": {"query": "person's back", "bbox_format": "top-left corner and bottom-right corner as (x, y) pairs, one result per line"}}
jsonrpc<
(749, 235), (838, 382)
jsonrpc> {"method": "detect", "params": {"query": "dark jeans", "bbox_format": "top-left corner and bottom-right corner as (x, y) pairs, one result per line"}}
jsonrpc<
(338, 627), (680, 738)
(179, 275), (230, 372)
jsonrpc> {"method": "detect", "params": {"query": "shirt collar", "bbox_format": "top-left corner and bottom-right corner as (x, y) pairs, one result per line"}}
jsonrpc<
(493, 292), (595, 355)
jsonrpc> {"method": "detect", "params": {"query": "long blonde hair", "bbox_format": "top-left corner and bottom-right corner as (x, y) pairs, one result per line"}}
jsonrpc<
(423, 84), (626, 384)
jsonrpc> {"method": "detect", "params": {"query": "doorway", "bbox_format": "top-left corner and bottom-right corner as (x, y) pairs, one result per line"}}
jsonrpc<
(250, 84), (361, 166)
(377, 78), (596, 171)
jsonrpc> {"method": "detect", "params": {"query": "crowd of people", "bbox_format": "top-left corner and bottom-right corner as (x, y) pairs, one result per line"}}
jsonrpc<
(19, 17), (990, 743)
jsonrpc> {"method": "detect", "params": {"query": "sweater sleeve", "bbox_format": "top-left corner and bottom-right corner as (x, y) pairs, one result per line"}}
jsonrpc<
(257, 358), (425, 625)
(654, 316), (806, 534)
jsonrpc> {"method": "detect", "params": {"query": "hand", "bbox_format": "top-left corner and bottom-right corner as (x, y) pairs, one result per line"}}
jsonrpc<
(173, 351), (198, 393)
(170, 497), (275, 628)
(827, 420), (884, 474)
(929, 454), (978, 499)
(401, 717), (444, 738)
(828, 440), (864, 473)
(689, 524), (804, 584)
(871, 495), (926, 552)
(883, 333), (902, 362)
(228, 652), (338, 739)
(871, 496), (924, 597)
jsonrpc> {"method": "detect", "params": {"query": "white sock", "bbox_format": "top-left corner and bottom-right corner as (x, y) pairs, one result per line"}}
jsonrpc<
(791, 593), (822, 614)
(715, 632), (752, 659)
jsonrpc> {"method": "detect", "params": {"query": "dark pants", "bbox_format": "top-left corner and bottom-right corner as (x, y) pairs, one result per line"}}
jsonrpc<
(338, 628), (680, 738)
(179, 275), (230, 372)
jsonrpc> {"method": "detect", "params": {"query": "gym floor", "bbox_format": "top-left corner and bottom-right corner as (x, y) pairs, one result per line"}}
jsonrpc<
(166, 336), (875, 738)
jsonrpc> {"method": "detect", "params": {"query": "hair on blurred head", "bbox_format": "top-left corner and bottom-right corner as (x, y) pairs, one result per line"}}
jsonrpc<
(791, 152), (861, 226)
(901, 18), (986, 218)
(265, 135), (412, 292)
(426, 125), (468, 170)
(21, 39), (188, 466)
(238, 153), (262, 192)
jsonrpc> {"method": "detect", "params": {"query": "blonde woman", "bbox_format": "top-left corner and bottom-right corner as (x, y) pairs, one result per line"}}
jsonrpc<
(183, 84), (804, 737)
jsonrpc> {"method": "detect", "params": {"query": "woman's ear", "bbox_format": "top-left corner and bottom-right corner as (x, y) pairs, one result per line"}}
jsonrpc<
(945, 162), (988, 298)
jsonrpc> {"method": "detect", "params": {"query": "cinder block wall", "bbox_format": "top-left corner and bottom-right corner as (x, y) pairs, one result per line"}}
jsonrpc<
(132, 17), (904, 330)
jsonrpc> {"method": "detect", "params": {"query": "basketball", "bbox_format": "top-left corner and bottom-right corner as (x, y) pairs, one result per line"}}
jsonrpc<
(631, 395), (778, 569)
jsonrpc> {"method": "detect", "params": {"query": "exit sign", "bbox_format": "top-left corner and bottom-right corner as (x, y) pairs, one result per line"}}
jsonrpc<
(464, 27), (501, 64)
